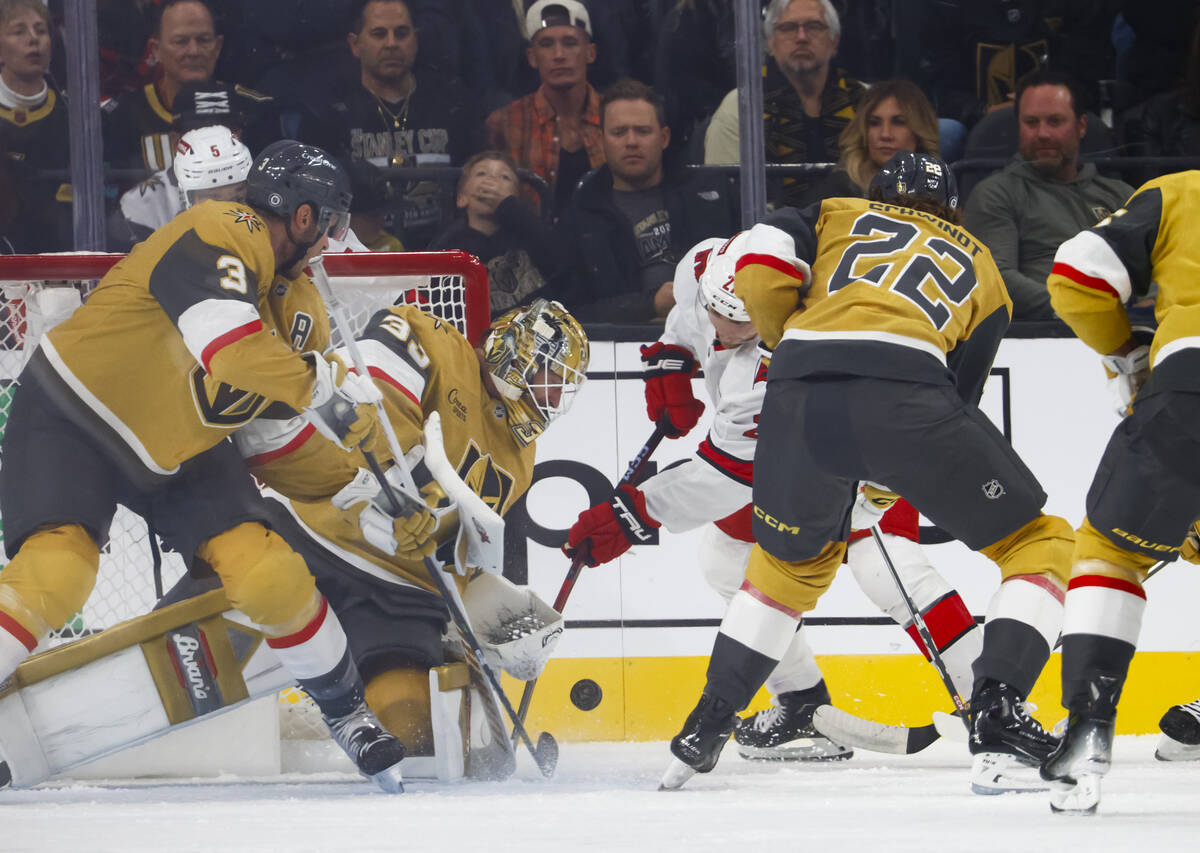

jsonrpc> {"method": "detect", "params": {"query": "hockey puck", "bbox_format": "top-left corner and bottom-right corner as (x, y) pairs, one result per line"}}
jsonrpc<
(570, 678), (602, 711)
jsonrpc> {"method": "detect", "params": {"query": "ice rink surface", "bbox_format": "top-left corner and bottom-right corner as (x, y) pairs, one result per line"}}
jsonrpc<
(3, 735), (1200, 853)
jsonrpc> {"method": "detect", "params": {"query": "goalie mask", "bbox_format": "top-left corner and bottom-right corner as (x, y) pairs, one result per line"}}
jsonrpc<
(483, 299), (589, 447)
(173, 125), (252, 208)
(697, 232), (751, 323)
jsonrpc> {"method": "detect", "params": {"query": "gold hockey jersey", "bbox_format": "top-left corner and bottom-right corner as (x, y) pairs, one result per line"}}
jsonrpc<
(735, 197), (1012, 403)
(243, 306), (536, 594)
(1047, 170), (1200, 393)
(33, 201), (323, 479)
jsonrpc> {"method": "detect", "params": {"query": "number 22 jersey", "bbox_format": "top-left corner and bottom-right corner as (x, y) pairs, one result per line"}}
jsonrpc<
(736, 197), (1012, 405)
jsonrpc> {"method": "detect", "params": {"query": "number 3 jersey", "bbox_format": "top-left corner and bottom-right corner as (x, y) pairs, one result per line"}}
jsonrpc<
(30, 201), (325, 479)
(736, 197), (1012, 405)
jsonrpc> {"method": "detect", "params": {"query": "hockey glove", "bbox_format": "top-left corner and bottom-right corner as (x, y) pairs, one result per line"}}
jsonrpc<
(564, 484), (660, 567)
(1181, 522), (1200, 565)
(641, 341), (705, 438)
(303, 352), (383, 452)
(331, 466), (438, 559)
(1100, 344), (1151, 418)
(850, 481), (900, 531)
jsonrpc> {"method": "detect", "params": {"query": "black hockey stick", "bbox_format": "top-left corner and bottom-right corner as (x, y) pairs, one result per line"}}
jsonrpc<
(364, 449), (558, 777)
(510, 425), (667, 743)
(871, 525), (970, 727)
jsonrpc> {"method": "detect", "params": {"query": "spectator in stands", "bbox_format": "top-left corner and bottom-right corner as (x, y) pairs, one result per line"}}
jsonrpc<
(428, 150), (566, 316)
(703, 0), (866, 207)
(485, 0), (605, 220)
(559, 78), (737, 324)
(101, 0), (277, 173)
(297, 0), (482, 250)
(799, 79), (941, 204)
(0, 0), (71, 252)
(1118, 16), (1200, 185)
(964, 70), (1133, 321)
(345, 159), (404, 251)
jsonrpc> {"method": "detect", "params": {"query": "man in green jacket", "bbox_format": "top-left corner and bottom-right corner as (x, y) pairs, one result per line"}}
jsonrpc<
(964, 70), (1132, 321)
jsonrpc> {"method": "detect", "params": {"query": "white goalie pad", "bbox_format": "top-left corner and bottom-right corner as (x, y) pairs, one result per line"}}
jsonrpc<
(462, 573), (564, 681)
(422, 411), (506, 576)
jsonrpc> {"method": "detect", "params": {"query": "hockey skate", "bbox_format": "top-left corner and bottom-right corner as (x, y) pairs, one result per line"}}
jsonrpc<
(968, 680), (1059, 794)
(734, 692), (853, 761)
(659, 693), (737, 790)
(1155, 699), (1200, 761)
(323, 700), (407, 793)
(1040, 714), (1114, 815)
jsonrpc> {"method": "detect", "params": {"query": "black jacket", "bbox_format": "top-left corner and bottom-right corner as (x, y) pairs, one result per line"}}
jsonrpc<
(558, 165), (738, 324)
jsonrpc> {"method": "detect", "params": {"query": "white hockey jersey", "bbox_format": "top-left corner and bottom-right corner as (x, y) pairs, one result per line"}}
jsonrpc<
(640, 238), (768, 541)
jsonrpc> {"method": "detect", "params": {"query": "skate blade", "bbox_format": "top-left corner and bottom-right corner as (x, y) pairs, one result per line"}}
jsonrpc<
(1154, 734), (1200, 762)
(970, 752), (1049, 795)
(932, 711), (969, 743)
(735, 740), (853, 762)
(370, 764), (405, 794)
(658, 757), (697, 791)
(1048, 774), (1101, 814)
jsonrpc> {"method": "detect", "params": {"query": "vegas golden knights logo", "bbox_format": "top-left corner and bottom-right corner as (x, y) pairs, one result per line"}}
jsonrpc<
(457, 440), (514, 513)
(190, 365), (268, 426)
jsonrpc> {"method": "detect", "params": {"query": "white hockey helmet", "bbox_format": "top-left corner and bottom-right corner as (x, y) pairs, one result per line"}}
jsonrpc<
(173, 125), (252, 206)
(698, 232), (751, 323)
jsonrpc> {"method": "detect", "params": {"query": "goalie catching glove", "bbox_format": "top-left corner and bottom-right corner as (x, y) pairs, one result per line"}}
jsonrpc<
(849, 481), (900, 531)
(564, 484), (659, 567)
(332, 465), (438, 559)
(303, 351), (383, 452)
(641, 341), (704, 438)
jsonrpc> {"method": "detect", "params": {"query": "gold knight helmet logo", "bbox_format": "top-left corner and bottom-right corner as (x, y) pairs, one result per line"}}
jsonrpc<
(457, 440), (515, 513)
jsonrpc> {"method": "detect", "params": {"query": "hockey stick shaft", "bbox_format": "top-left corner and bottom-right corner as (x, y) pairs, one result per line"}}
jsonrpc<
(512, 425), (667, 735)
(308, 254), (419, 498)
(870, 525), (970, 726)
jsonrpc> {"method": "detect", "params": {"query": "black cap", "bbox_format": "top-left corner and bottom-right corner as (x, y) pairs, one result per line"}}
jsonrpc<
(172, 80), (244, 134)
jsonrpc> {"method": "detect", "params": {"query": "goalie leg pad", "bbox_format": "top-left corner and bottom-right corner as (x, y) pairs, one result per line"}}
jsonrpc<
(197, 522), (318, 633)
(0, 523), (98, 636)
(366, 667), (434, 755)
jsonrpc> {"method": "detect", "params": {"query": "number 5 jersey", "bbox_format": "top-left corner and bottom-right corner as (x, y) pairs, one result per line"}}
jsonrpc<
(736, 197), (1012, 406)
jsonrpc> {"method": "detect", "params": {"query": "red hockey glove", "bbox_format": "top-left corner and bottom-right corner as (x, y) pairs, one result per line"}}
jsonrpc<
(641, 341), (704, 438)
(564, 484), (661, 567)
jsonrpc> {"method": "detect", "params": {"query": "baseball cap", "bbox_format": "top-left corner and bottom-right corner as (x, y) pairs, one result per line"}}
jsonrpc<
(525, 0), (591, 40)
(172, 80), (244, 134)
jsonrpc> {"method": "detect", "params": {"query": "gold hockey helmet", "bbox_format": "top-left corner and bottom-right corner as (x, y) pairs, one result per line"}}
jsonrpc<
(483, 299), (589, 446)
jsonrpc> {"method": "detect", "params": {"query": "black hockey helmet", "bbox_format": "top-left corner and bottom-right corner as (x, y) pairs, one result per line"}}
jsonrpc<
(245, 140), (353, 240)
(868, 152), (959, 210)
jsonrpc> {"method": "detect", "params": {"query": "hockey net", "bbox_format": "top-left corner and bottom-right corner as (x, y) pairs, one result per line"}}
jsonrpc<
(0, 250), (490, 763)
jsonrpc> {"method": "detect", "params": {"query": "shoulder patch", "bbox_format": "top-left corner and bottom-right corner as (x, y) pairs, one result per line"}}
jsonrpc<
(225, 208), (264, 233)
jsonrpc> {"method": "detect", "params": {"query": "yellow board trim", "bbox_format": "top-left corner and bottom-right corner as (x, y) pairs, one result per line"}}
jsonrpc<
(503, 652), (1200, 742)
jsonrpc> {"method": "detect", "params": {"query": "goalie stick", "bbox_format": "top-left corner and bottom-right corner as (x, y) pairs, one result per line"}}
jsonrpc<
(308, 256), (558, 777)
(510, 425), (667, 743)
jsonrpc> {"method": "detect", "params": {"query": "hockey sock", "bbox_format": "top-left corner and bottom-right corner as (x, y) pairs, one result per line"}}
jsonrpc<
(706, 583), (801, 710)
(764, 624), (827, 696)
(902, 592), (981, 698)
(266, 595), (361, 718)
(973, 574), (1064, 696)
(1059, 568), (1146, 717)
(0, 609), (35, 677)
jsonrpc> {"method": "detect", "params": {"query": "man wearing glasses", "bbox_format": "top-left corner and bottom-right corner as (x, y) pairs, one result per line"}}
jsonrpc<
(704, 0), (866, 207)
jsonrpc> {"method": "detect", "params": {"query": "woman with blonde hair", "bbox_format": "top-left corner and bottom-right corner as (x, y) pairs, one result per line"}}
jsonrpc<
(801, 79), (941, 203)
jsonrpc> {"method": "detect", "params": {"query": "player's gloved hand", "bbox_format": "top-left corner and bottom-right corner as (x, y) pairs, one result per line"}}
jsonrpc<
(564, 484), (660, 567)
(1180, 522), (1200, 565)
(331, 466), (438, 558)
(641, 341), (705, 438)
(850, 482), (900, 531)
(303, 352), (383, 452)
(1100, 341), (1151, 418)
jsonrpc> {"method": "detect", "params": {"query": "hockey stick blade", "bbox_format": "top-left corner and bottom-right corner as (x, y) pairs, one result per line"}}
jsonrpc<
(812, 705), (940, 755)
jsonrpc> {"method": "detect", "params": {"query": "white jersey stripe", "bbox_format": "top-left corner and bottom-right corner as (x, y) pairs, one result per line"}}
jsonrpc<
(781, 327), (948, 365)
(342, 338), (427, 403)
(1052, 229), (1133, 304)
(177, 297), (262, 369)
